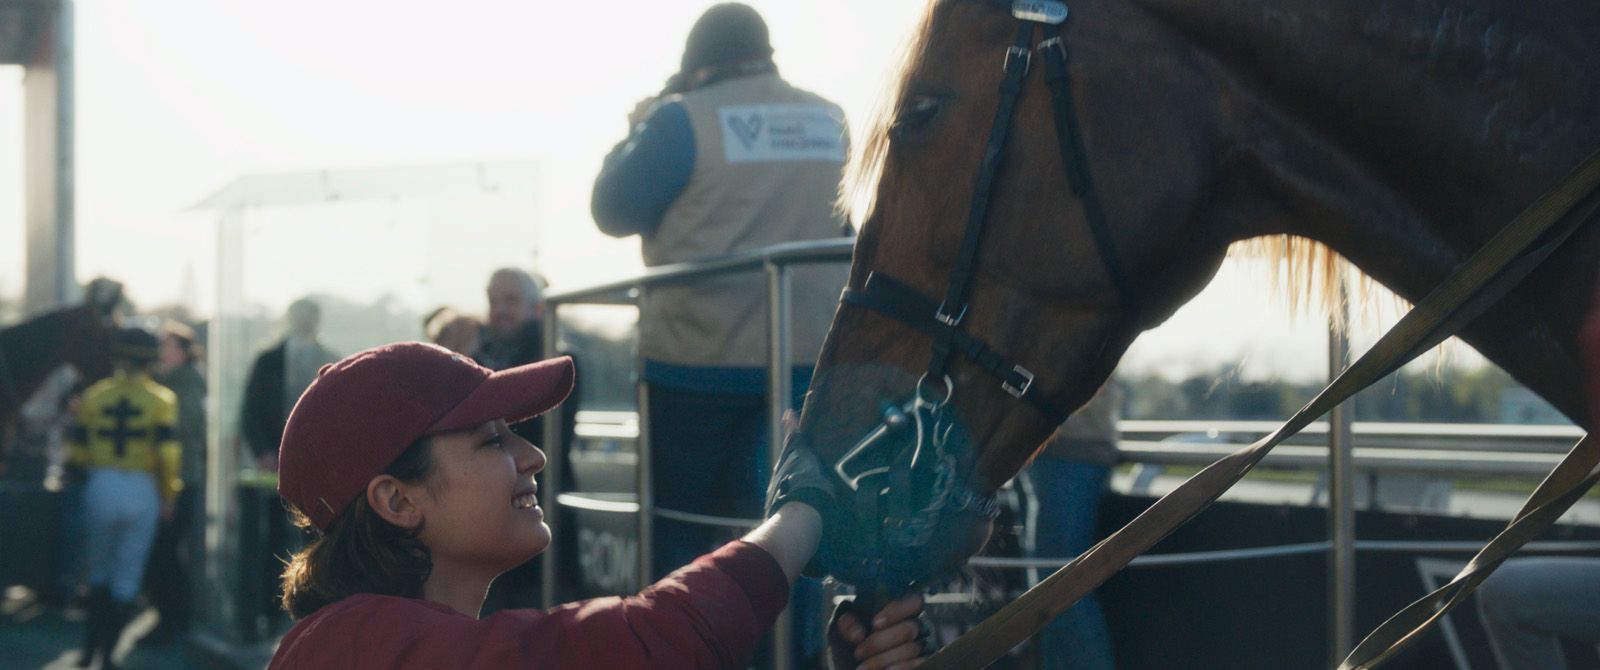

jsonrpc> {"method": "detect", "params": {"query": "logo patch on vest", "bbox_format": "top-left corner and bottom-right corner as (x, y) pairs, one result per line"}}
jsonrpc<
(718, 104), (846, 164)
(728, 114), (765, 150)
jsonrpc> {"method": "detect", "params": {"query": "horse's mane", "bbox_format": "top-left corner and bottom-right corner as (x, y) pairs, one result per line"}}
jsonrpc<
(838, 1), (940, 223)
(1231, 236), (1396, 331)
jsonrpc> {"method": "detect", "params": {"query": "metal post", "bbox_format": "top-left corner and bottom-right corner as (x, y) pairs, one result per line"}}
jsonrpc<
(636, 362), (655, 590)
(1328, 268), (1356, 665)
(205, 208), (245, 639)
(22, 0), (75, 312)
(766, 261), (794, 670)
(540, 303), (563, 608)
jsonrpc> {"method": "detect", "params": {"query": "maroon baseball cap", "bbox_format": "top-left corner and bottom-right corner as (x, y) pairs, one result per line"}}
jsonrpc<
(278, 342), (574, 530)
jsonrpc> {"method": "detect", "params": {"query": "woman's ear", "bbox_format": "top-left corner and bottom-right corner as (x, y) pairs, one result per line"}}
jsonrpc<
(367, 475), (423, 530)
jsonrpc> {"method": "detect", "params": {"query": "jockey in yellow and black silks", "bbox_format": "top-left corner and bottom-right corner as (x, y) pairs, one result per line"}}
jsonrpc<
(67, 326), (179, 670)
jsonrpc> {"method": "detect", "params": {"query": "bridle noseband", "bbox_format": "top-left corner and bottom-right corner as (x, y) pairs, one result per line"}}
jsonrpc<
(815, 0), (1142, 589)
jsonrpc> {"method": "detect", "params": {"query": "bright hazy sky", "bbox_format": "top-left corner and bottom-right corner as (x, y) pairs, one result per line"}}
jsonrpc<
(0, 0), (1475, 381)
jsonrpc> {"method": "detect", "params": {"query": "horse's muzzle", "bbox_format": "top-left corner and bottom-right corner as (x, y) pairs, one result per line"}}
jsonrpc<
(810, 388), (1000, 592)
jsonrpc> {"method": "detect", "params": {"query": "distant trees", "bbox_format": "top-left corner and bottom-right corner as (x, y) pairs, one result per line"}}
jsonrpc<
(1119, 364), (1546, 424)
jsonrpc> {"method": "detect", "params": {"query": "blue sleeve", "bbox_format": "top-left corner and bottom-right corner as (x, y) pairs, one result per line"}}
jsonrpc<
(590, 102), (696, 238)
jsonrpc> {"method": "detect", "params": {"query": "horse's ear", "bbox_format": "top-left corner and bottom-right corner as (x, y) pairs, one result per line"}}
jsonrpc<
(85, 278), (124, 317)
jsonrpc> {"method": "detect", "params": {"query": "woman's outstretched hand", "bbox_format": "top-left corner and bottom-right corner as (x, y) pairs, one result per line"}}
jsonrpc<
(835, 593), (931, 670)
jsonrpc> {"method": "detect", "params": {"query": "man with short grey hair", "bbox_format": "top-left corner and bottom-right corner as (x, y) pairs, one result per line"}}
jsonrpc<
(476, 267), (554, 615)
(478, 268), (545, 372)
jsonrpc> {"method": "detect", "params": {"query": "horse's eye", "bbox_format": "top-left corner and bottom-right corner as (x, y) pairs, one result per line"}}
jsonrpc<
(890, 96), (944, 141)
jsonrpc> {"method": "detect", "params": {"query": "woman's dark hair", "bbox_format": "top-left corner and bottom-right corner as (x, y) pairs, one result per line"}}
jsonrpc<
(280, 436), (436, 619)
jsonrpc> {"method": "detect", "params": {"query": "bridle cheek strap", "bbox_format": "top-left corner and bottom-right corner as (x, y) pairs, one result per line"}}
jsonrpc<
(1038, 25), (1142, 312)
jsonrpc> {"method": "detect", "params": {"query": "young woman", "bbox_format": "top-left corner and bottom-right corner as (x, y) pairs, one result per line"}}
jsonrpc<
(268, 342), (927, 669)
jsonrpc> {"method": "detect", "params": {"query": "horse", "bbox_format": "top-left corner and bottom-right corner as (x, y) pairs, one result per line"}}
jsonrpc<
(797, 0), (1600, 620)
(0, 279), (124, 475)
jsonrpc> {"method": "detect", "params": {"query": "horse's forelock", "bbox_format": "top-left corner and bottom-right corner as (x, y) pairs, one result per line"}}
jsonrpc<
(838, 0), (944, 225)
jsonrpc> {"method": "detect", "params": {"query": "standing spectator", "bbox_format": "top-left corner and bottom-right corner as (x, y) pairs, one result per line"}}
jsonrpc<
(424, 307), (484, 359)
(475, 270), (563, 450)
(238, 298), (336, 637)
(474, 270), (553, 613)
(477, 269), (545, 371)
(590, 1), (850, 580)
(240, 298), (337, 472)
(1021, 381), (1121, 670)
(144, 321), (207, 644)
(591, 6), (850, 663)
(67, 327), (180, 669)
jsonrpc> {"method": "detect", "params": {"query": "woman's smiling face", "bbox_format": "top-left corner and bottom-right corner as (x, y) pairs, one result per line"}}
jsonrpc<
(415, 419), (549, 574)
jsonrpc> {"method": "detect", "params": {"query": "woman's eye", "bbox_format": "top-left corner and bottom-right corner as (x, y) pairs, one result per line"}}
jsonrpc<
(890, 96), (944, 140)
(481, 437), (505, 450)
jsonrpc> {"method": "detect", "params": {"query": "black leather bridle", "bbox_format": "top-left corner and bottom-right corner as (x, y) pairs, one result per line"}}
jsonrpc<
(816, 0), (1142, 590)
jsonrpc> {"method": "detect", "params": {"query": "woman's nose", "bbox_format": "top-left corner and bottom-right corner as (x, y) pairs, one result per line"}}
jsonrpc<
(514, 435), (546, 475)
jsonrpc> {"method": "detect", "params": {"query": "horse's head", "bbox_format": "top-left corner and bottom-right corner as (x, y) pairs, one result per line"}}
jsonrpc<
(62, 278), (125, 381)
(799, 0), (1240, 591)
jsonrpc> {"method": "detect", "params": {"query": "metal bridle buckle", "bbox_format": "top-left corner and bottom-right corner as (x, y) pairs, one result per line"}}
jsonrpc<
(1037, 36), (1067, 62)
(1003, 46), (1032, 76)
(1002, 365), (1036, 398)
(1012, 0), (1070, 25)
(935, 304), (967, 327)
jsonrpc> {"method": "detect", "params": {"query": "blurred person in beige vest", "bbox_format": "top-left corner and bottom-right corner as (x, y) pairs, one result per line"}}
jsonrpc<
(590, 4), (850, 664)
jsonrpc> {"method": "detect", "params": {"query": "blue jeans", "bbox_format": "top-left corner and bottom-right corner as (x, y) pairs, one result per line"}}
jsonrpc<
(647, 383), (821, 664)
(1477, 557), (1600, 669)
(85, 468), (160, 602)
(648, 385), (770, 578)
(1022, 456), (1115, 670)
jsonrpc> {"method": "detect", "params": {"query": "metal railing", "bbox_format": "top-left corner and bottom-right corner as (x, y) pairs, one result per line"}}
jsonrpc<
(1121, 419), (1583, 452)
(572, 411), (1584, 479)
(1118, 419), (1582, 479)
(540, 238), (855, 670)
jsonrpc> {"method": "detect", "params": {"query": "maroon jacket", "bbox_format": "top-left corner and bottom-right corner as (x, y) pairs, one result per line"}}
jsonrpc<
(268, 541), (788, 669)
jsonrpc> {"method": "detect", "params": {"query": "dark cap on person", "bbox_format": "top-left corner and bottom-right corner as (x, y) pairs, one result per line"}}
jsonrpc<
(278, 342), (574, 530)
(681, 3), (773, 74)
(113, 327), (161, 363)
